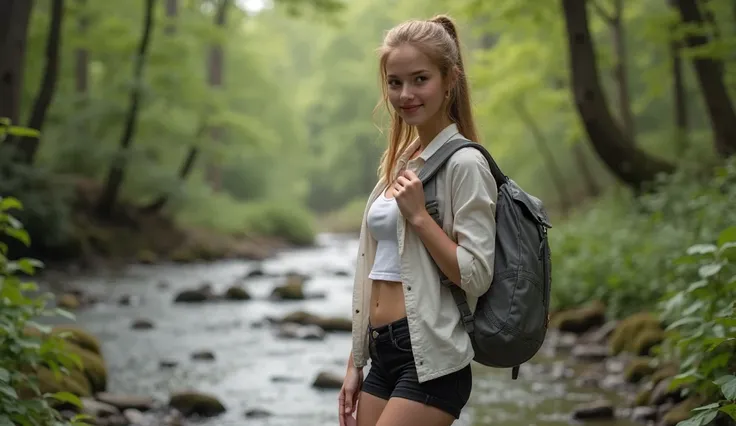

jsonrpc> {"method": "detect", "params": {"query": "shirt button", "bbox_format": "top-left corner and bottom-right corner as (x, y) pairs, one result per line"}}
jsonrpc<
(407, 285), (412, 290)
(355, 309), (360, 313)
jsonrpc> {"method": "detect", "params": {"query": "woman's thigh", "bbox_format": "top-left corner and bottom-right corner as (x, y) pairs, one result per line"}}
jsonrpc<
(356, 391), (388, 426)
(376, 397), (455, 426)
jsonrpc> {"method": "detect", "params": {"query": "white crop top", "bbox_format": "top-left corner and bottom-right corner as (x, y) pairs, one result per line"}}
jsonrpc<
(366, 190), (402, 282)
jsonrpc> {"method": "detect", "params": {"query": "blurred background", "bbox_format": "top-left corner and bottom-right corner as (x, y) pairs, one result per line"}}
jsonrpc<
(1, 0), (735, 426)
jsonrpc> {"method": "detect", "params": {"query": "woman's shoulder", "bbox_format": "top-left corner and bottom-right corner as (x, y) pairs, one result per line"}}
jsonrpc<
(445, 139), (489, 170)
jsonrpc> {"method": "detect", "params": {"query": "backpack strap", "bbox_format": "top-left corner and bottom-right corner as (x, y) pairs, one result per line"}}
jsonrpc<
(417, 138), (506, 336)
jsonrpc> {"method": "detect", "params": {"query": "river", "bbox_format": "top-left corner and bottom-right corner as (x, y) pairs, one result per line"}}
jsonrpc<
(57, 233), (638, 426)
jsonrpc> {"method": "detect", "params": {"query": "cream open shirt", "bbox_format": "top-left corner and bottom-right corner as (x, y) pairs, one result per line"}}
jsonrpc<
(351, 123), (498, 383)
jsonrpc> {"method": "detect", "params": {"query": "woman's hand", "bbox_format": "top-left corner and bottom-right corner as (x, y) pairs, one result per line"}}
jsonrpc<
(338, 365), (363, 425)
(393, 169), (429, 227)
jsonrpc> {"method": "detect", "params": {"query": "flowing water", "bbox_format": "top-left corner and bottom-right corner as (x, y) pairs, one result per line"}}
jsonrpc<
(54, 233), (638, 426)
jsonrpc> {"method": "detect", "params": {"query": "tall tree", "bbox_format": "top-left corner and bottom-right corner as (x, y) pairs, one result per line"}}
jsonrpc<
(0, 0), (34, 131)
(96, 0), (156, 218)
(561, 0), (674, 191)
(12, 0), (64, 165)
(204, 0), (230, 192)
(592, 0), (635, 141)
(674, 0), (736, 157)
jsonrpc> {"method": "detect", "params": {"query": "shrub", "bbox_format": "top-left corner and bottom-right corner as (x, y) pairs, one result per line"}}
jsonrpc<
(655, 226), (736, 425)
(0, 196), (90, 426)
(549, 159), (736, 318)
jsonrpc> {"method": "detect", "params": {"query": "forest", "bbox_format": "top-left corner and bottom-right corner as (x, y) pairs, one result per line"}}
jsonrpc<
(1, 0), (735, 425)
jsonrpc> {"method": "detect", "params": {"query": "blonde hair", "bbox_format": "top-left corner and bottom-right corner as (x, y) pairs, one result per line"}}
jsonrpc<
(376, 15), (479, 185)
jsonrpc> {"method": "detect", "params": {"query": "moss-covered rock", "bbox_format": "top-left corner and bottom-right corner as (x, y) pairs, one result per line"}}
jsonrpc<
(271, 277), (305, 300)
(634, 388), (652, 406)
(624, 357), (656, 384)
(38, 367), (92, 398)
(136, 249), (157, 264)
(660, 396), (705, 426)
(51, 325), (102, 356)
(549, 301), (606, 334)
(169, 391), (226, 417)
(64, 342), (107, 393)
(57, 294), (80, 310)
(632, 328), (665, 356)
(651, 363), (679, 385)
(224, 286), (251, 301)
(279, 310), (351, 332)
(609, 312), (662, 355)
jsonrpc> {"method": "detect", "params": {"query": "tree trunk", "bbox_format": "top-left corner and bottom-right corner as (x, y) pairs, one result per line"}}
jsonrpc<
(610, 0), (635, 141)
(12, 0), (64, 164)
(561, 0), (675, 191)
(96, 0), (156, 218)
(668, 0), (688, 155)
(573, 142), (601, 197)
(142, 122), (203, 214)
(164, 0), (177, 35)
(0, 0), (34, 132)
(674, 0), (736, 157)
(75, 0), (89, 130)
(204, 0), (229, 191)
(512, 99), (572, 215)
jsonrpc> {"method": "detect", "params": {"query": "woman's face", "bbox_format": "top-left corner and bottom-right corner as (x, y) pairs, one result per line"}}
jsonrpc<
(385, 44), (448, 127)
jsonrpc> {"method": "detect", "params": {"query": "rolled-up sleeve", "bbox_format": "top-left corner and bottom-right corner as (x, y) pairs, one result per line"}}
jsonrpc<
(449, 148), (498, 297)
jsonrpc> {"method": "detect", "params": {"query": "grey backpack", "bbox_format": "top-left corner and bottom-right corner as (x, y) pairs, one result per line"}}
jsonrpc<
(418, 139), (552, 380)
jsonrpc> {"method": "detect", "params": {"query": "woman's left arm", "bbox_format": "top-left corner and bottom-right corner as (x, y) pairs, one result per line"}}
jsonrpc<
(401, 148), (498, 296)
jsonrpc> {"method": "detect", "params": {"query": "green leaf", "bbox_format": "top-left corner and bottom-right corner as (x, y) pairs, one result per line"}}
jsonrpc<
(687, 244), (717, 255)
(693, 402), (721, 411)
(48, 391), (82, 408)
(6, 125), (40, 138)
(4, 228), (30, 246)
(0, 383), (18, 399)
(715, 375), (736, 400)
(719, 242), (736, 261)
(718, 226), (736, 246)
(0, 197), (22, 212)
(719, 403), (736, 421)
(0, 367), (9, 383)
(666, 316), (703, 331)
(699, 263), (723, 279)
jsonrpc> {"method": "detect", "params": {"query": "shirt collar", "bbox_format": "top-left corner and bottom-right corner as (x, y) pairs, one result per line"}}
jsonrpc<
(419, 123), (460, 161)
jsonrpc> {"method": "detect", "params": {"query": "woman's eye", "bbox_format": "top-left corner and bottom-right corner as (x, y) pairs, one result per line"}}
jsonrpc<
(388, 80), (401, 87)
(415, 76), (427, 83)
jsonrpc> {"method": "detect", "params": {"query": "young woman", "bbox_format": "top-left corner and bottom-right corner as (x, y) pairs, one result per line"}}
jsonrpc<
(338, 15), (498, 426)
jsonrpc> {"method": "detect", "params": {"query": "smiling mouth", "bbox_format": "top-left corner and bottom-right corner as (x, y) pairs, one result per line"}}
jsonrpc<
(401, 105), (422, 113)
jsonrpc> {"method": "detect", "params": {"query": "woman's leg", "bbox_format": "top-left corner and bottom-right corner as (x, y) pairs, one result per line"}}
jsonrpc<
(376, 397), (455, 426)
(356, 391), (388, 426)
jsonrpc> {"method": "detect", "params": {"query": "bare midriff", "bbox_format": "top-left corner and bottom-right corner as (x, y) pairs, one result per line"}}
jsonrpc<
(369, 279), (407, 327)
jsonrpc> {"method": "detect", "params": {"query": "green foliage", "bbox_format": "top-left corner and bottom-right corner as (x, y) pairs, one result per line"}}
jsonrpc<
(176, 191), (315, 246)
(550, 159), (736, 318)
(657, 227), (736, 426)
(0, 196), (91, 426)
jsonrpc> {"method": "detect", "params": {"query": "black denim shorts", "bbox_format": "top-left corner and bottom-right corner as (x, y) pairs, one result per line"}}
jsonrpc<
(360, 317), (472, 419)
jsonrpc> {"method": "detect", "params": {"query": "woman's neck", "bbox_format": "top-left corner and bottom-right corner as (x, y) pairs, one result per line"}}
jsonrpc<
(416, 115), (453, 149)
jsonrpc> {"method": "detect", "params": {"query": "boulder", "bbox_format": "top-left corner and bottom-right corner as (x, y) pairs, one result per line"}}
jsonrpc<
(168, 391), (226, 417)
(81, 398), (120, 418)
(550, 301), (606, 335)
(50, 325), (103, 356)
(571, 400), (615, 420)
(224, 286), (251, 301)
(624, 357), (656, 384)
(57, 294), (81, 310)
(270, 276), (305, 300)
(312, 371), (343, 390)
(95, 393), (156, 411)
(609, 312), (662, 355)
(131, 318), (155, 330)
